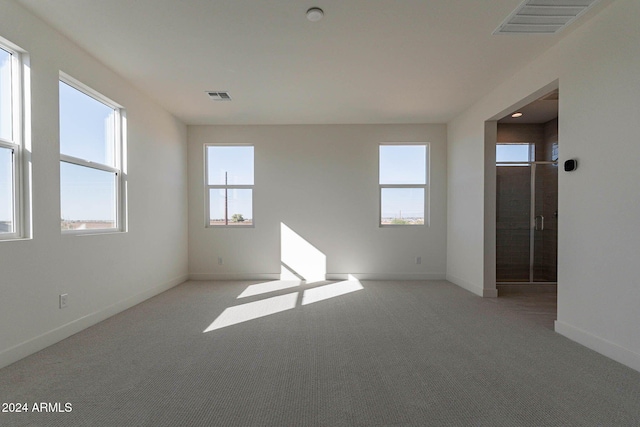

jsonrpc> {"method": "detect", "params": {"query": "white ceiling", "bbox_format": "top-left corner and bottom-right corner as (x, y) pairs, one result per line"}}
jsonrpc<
(17, 0), (608, 125)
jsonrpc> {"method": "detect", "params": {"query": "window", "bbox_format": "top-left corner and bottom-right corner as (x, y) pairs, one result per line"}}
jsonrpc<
(496, 143), (533, 165)
(205, 144), (254, 227)
(379, 144), (428, 226)
(59, 75), (124, 232)
(0, 42), (25, 239)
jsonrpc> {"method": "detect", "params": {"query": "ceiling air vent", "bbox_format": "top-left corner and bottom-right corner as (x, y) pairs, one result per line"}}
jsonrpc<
(206, 91), (231, 101)
(493, 0), (600, 35)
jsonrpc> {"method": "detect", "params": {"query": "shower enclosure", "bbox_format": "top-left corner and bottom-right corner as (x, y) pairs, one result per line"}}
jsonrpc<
(496, 159), (558, 283)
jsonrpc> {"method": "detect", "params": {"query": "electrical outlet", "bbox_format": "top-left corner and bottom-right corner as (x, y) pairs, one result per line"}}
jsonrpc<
(416, 257), (422, 265)
(59, 294), (68, 309)
(218, 257), (223, 265)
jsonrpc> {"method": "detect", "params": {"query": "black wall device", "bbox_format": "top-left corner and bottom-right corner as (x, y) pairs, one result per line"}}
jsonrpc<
(564, 159), (578, 172)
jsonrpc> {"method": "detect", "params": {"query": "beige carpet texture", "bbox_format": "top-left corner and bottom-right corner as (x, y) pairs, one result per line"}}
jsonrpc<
(1, 280), (639, 426)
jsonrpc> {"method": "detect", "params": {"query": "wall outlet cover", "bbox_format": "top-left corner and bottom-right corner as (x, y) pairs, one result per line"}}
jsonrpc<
(59, 294), (68, 309)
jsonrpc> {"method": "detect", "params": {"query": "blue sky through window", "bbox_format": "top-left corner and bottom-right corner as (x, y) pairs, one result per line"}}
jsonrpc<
(0, 147), (12, 226)
(379, 145), (427, 185)
(60, 162), (116, 223)
(0, 48), (11, 142)
(496, 143), (531, 163)
(60, 81), (115, 166)
(0, 49), (13, 228)
(381, 187), (424, 219)
(207, 146), (253, 186)
(207, 146), (254, 224)
(59, 80), (118, 225)
(379, 144), (427, 224)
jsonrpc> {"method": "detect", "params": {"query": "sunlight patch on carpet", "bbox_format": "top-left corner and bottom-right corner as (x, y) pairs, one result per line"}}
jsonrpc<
(204, 292), (299, 332)
(302, 279), (364, 306)
(237, 280), (301, 299)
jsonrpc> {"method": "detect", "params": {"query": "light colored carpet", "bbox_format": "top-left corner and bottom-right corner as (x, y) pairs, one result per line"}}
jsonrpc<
(1, 280), (639, 426)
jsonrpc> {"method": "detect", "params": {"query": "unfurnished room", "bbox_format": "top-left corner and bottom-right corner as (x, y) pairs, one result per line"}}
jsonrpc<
(1, 0), (640, 425)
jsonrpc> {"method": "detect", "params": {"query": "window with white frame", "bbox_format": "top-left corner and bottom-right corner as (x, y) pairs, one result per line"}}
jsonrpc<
(0, 43), (24, 239)
(379, 144), (428, 226)
(59, 76), (124, 232)
(205, 144), (254, 227)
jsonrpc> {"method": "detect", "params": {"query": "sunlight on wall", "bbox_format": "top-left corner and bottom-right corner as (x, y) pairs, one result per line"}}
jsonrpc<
(280, 223), (326, 283)
(281, 263), (303, 281)
(301, 278), (364, 306)
(203, 293), (299, 332)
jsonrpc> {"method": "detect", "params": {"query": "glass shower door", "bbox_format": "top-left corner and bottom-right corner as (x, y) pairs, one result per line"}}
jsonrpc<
(532, 163), (558, 282)
(496, 162), (558, 283)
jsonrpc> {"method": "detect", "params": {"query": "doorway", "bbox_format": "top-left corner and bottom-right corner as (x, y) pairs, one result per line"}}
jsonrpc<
(495, 90), (559, 285)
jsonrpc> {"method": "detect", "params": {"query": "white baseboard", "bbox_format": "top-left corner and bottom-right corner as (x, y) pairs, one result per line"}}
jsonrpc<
(555, 320), (640, 373)
(327, 272), (446, 281)
(189, 272), (446, 281)
(189, 273), (281, 281)
(446, 274), (497, 297)
(0, 274), (188, 370)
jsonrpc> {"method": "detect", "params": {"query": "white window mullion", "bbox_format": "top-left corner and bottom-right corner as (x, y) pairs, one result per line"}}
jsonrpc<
(0, 139), (17, 150)
(60, 154), (120, 174)
(379, 184), (425, 189)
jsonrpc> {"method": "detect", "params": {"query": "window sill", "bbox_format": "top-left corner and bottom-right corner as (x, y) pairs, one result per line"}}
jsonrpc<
(206, 225), (255, 229)
(0, 236), (33, 243)
(62, 229), (126, 237)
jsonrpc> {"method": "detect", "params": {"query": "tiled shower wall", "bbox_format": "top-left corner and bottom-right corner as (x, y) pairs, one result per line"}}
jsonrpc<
(496, 166), (531, 281)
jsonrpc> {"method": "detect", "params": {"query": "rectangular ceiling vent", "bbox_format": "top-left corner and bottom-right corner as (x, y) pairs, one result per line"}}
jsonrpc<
(493, 0), (600, 35)
(206, 91), (231, 101)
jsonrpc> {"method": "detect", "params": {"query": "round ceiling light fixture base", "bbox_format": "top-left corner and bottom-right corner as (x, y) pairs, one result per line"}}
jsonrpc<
(306, 7), (324, 22)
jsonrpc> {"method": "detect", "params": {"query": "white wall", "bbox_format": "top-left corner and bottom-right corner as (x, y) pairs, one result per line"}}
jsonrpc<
(0, 0), (189, 368)
(447, 0), (640, 371)
(188, 124), (447, 281)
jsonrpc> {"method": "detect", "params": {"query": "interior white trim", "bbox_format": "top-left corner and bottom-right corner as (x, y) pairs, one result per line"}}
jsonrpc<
(189, 273), (446, 282)
(555, 320), (640, 373)
(189, 273), (281, 281)
(0, 274), (187, 370)
(328, 273), (446, 281)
